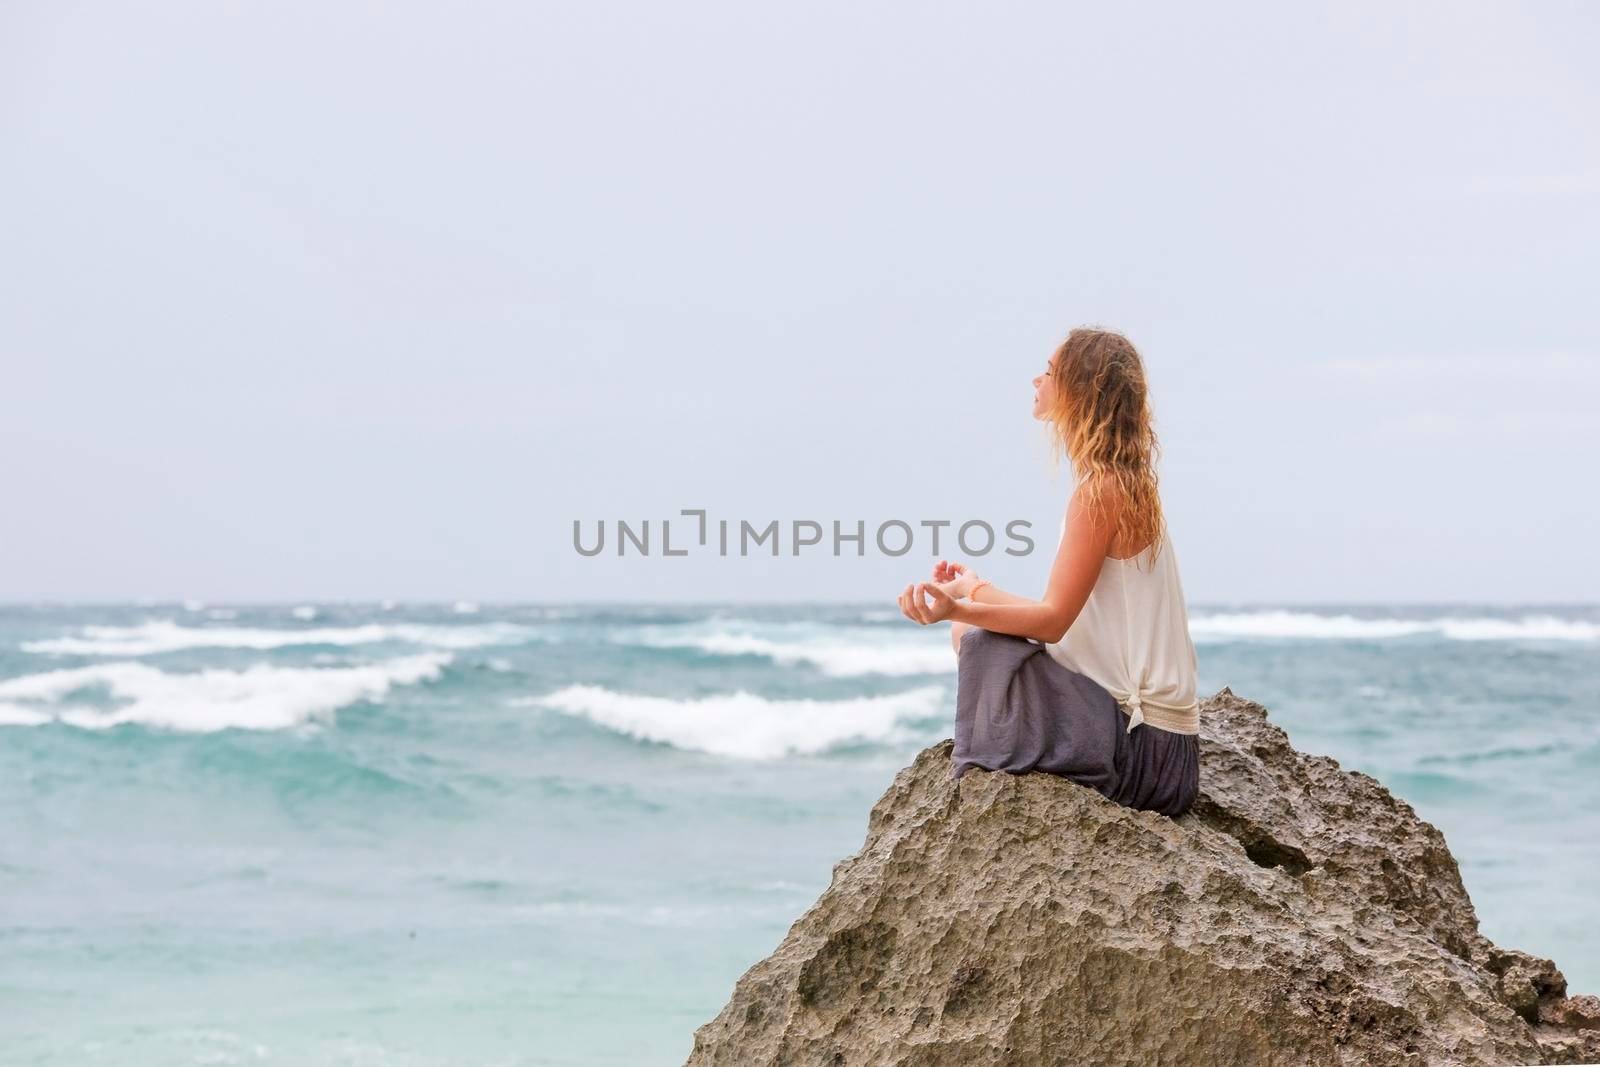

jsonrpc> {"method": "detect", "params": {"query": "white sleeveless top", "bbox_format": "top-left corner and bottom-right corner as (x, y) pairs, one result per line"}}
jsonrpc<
(1043, 516), (1201, 735)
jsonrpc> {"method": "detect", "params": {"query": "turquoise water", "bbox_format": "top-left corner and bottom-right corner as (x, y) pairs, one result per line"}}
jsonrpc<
(2, 603), (1597, 1065)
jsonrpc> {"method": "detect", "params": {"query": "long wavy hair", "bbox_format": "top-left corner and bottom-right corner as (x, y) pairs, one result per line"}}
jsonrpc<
(1041, 326), (1167, 567)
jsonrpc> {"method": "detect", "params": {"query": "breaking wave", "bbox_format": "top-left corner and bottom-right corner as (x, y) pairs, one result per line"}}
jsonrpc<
(1188, 610), (1599, 643)
(22, 620), (537, 656)
(0, 654), (451, 732)
(521, 684), (947, 759)
(622, 626), (953, 677)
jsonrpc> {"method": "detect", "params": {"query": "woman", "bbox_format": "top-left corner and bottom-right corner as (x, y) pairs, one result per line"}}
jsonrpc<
(895, 327), (1201, 817)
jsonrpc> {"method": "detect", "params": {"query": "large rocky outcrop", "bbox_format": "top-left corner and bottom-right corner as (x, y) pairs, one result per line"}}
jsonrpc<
(687, 688), (1599, 1066)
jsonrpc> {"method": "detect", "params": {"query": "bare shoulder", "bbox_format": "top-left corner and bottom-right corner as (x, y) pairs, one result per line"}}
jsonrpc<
(1065, 477), (1127, 531)
(1063, 478), (1121, 553)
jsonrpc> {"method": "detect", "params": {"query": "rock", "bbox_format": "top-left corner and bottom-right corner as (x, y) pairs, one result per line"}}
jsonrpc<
(686, 688), (1599, 1066)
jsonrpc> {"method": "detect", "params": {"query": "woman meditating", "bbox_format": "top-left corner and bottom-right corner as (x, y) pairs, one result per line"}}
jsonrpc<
(895, 327), (1201, 817)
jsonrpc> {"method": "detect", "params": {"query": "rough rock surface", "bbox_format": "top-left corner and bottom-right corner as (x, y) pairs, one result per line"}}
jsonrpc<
(686, 688), (1599, 1067)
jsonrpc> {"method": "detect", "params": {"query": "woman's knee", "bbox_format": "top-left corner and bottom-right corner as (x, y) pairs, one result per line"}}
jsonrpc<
(950, 621), (973, 653)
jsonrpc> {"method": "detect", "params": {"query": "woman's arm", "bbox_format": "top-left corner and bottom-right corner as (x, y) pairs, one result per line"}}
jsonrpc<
(957, 486), (1112, 642)
(965, 583), (1034, 607)
(900, 482), (1115, 644)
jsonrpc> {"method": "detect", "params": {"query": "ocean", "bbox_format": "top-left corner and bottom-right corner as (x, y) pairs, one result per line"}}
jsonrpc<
(2, 602), (1597, 1066)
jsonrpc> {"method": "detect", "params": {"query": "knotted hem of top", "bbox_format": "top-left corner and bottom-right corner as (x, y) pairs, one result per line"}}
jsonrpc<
(1115, 690), (1200, 735)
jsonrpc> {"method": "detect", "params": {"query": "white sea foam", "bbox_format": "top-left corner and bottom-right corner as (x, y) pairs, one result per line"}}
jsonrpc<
(0, 703), (51, 726)
(22, 619), (539, 656)
(522, 684), (947, 759)
(1188, 610), (1600, 643)
(0, 653), (451, 732)
(625, 627), (954, 677)
(619, 610), (1596, 677)
(633, 611), (1600, 665)
(290, 605), (319, 621)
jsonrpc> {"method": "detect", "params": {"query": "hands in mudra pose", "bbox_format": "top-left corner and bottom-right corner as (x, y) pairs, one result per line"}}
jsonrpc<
(897, 560), (981, 626)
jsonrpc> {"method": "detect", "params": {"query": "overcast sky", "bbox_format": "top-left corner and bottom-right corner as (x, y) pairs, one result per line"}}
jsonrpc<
(3, 2), (1596, 605)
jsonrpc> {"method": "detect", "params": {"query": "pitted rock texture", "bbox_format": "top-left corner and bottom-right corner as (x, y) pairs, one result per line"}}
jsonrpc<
(686, 688), (1599, 1067)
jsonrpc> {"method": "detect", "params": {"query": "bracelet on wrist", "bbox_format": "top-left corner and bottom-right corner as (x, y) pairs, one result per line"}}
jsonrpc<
(968, 579), (992, 601)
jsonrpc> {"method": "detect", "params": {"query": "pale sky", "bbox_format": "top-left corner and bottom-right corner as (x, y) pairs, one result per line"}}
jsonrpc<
(3, 2), (1597, 604)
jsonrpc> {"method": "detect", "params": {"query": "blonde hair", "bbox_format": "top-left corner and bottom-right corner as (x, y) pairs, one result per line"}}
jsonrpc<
(1042, 326), (1166, 566)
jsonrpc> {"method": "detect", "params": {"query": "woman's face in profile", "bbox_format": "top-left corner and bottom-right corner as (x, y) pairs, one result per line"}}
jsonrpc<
(1032, 353), (1060, 421)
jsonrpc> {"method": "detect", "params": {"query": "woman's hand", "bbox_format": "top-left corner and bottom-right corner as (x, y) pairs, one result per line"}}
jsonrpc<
(898, 582), (958, 625)
(931, 560), (979, 598)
